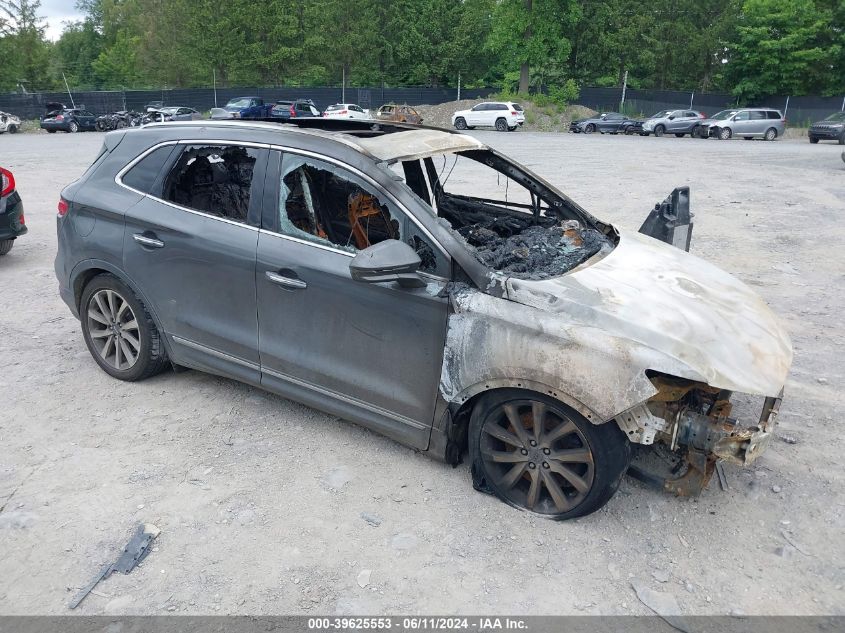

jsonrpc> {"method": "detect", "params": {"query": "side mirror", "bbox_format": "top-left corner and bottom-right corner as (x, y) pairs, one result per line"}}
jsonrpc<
(668, 116), (675, 120)
(349, 240), (425, 288)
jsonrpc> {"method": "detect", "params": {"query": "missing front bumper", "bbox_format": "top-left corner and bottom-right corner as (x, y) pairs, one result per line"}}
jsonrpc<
(626, 390), (782, 496)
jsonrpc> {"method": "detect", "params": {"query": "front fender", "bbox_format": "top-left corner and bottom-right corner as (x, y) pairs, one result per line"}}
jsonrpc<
(439, 287), (710, 423)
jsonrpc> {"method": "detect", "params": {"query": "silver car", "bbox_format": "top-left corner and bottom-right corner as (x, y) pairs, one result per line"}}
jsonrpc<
(641, 109), (705, 137)
(699, 108), (785, 141)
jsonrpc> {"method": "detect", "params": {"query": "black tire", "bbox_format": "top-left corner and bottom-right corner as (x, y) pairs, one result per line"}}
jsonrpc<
(454, 117), (467, 130)
(764, 127), (777, 141)
(718, 126), (732, 140)
(117, 119), (127, 129)
(68, 121), (79, 133)
(47, 129), (56, 133)
(508, 125), (517, 131)
(838, 132), (845, 145)
(468, 389), (630, 520)
(654, 124), (665, 137)
(744, 137), (753, 140)
(623, 126), (634, 135)
(674, 133), (685, 138)
(8, 124), (18, 134)
(584, 123), (595, 134)
(809, 136), (818, 143)
(80, 274), (169, 382)
(495, 118), (507, 132)
(0, 239), (14, 256)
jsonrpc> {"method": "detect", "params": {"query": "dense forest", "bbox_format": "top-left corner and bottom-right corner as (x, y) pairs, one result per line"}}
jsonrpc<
(1, 0), (843, 101)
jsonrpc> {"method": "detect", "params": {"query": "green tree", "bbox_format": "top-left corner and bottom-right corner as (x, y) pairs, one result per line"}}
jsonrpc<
(487, 0), (580, 93)
(724, 0), (838, 100)
(0, 0), (53, 91)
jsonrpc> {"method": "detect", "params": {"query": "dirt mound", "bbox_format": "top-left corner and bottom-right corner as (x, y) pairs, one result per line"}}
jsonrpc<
(415, 99), (597, 133)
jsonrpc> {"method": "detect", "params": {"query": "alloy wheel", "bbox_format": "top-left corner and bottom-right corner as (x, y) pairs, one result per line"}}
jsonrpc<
(479, 399), (595, 515)
(86, 289), (142, 371)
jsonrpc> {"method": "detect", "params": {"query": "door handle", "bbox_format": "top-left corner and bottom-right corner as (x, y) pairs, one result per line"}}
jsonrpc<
(266, 270), (307, 290)
(133, 233), (164, 248)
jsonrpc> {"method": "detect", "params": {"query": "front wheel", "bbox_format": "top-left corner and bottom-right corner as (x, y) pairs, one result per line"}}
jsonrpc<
(68, 121), (79, 133)
(0, 239), (14, 256)
(469, 390), (630, 520)
(584, 123), (595, 134)
(454, 117), (467, 130)
(764, 127), (777, 141)
(8, 124), (18, 134)
(809, 136), (819, 143)
(654, 124), (665, 137)
(80, 274), (169, 381)
(495, 118), (508, 132)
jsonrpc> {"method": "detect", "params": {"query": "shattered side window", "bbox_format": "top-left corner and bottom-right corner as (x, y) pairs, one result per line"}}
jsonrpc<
(276, 153), (401, 254)
(162, 144), (259, 223)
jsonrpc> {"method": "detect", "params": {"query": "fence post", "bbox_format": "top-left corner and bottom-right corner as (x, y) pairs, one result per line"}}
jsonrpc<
(619, 70), (628, 111)
(784, 95), (790, 118)
(841, 95), (844, 112)
(689, 91), (694, 108)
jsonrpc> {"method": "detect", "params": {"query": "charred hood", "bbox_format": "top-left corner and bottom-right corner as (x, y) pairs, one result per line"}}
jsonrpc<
(504, 230), (792, 397)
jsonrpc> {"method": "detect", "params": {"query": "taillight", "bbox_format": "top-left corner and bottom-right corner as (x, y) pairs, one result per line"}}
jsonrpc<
(56, 114), (64, 121)
(57, 198), (69, 217)
(0, 167), (14, 197)
(290, 105), (296, 117)
(699, 113), (706, 118)
(19, 212), (25, 225)
(511, 111), (517, 115)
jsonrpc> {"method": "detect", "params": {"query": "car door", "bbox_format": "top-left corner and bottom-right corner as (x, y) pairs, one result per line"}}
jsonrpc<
(121, 141), (268, 383)
(731, 110), (752, 135)
(747, 110), (767, 135)
(80, 111), (97, 129)
(599, 113), (619, 132)
(255, 149), (450, 449)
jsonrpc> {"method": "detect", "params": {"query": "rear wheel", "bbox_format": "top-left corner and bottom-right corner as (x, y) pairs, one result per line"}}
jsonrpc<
(764, 127), (777, 141)
(0, 239), (14, 255)
(68, 121), (79, 133)
(8, 124), (18, 134)
(81, 274), (169, 382)
(495, 118), (508, 132)
(718, 126), (732, 140)
(469, 390), (630, 520)
(454, 117), (467, 130)
(654, 124), (665, 137)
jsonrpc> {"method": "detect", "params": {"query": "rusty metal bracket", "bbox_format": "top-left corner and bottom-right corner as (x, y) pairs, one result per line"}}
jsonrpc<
(628, 448), (716, 497)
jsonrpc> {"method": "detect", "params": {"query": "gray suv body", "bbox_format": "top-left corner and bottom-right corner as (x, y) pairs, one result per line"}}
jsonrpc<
(698, 108), (786, 140)
(640, 110), (705, 137)
(55, 120), (791, 520)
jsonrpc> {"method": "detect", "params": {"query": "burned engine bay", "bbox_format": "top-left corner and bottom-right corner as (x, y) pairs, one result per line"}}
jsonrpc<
(420, 150), (616, 279)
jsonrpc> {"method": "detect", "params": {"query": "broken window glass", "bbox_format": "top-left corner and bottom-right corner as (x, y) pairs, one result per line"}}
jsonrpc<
(275, 152), (447, 276)
(424, 150), (614, 279)
(162, 145), (259, 223)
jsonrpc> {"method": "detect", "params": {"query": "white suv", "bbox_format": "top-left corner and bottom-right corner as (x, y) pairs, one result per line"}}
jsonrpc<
(452, 102), (525, 132)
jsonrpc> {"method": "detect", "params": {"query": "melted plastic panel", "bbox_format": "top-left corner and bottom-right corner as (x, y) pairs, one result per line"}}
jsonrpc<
(163, 145), (257, 222)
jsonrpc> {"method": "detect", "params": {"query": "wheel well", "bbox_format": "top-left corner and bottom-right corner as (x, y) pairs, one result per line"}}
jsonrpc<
(73, 267), (110, 310)
(443, 386), (600, 466)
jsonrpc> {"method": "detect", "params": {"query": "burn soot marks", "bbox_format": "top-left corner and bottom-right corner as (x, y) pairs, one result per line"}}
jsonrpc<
(459, 219), (612, 279)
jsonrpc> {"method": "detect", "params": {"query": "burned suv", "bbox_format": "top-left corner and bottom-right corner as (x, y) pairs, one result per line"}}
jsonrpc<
(55, 120), (791, 519)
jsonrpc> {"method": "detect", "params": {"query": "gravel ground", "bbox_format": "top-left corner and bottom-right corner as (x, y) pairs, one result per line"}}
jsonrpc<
(0, 130), (843, 617)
